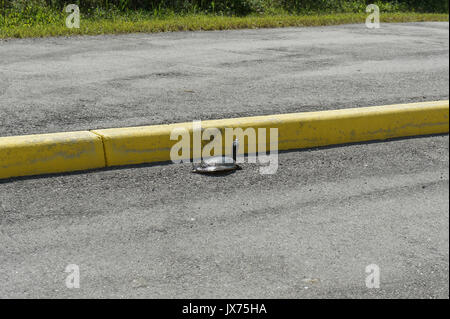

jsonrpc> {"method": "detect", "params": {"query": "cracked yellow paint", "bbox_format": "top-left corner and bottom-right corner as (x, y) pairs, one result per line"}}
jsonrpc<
(0, 131), (105, 179)
(92, 100), (449, 167)
(1, 101), (448, 179)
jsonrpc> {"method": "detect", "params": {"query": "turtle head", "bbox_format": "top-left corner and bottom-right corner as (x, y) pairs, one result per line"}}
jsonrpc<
(232, 138), (239, 162)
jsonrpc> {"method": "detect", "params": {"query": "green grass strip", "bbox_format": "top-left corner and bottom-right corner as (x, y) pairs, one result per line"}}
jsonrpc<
(1, 12), (448, 39)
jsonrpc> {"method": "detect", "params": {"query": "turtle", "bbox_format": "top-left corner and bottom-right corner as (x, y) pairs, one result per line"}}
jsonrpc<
(192, 139), (240, 174)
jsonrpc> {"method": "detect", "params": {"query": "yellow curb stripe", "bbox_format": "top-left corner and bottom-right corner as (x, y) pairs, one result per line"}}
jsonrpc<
(92, 101), (449, 167)
(0, 101), (448, 179)
(0, 131), (105, 179)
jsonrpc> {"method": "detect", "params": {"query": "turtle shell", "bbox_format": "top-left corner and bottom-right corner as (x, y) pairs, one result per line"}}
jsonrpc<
(192, 156), (238, 174)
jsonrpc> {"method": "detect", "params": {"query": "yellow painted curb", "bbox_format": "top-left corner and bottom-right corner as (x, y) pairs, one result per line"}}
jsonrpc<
(0, 101), (448, 179)
(0, 131), (105, 179)
(92, 100), (449, 167)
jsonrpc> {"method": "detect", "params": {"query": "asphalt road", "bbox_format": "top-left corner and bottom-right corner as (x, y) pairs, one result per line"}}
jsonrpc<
(0, 135), (448, 298)
(0, 22), (449, 136)
(0, 23), (449, 299)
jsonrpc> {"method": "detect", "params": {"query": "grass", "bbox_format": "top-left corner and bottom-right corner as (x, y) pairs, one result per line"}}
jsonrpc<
(0, 11), (448, 39)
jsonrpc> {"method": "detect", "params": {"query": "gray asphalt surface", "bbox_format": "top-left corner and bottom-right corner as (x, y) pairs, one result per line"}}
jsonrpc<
(0, 23), (449, 299)
(0, 22), (449, 136)
(0, 135), (448, 298)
